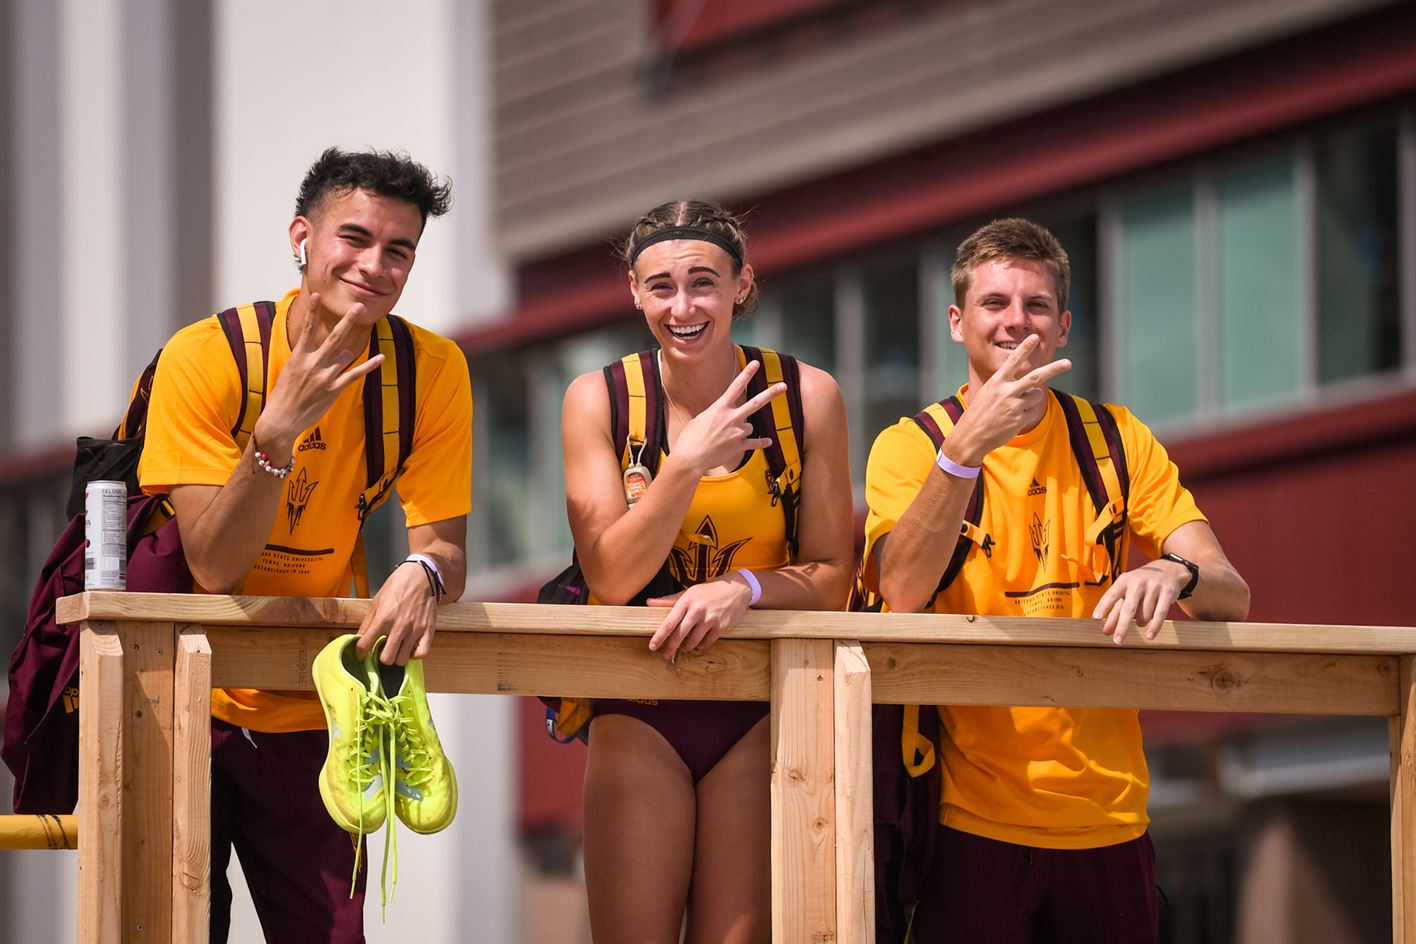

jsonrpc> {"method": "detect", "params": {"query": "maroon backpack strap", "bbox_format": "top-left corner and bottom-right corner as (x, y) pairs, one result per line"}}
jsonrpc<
(604, 359), (630, 463)
(910, 396), (988, 596)
(357, 315), (418, 524)
(214, 301), (275, 444)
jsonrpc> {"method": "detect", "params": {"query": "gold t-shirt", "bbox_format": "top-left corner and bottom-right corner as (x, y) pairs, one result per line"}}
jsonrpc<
(140, 290), (472, 732)
(863, 387), (1205, 849)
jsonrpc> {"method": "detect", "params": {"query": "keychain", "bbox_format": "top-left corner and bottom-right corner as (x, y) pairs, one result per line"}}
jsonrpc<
(623, 441), (652, 506)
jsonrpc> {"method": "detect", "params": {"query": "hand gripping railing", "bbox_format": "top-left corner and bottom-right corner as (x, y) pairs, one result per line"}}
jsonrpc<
(51, 591), (1416, 943)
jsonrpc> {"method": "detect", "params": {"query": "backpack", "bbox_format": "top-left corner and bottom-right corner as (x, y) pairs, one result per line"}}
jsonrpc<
(3, 302), (418, 814)
(537, 345), (806, 743)
(861, 387), (1130, 943)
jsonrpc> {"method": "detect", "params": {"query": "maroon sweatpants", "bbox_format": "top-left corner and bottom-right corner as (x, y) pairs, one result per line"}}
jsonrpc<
(910, 826), (1158, 943)
(210, 719), (367, 944)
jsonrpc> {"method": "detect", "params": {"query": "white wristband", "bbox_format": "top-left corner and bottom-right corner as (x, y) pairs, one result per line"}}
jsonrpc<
(935, 448), (981, 479)
(404, 553), (446, 599)
(736, 568), (762, 607)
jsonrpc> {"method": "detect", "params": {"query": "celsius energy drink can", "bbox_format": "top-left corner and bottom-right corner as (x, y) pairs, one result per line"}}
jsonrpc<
(84, 480), (128, 590)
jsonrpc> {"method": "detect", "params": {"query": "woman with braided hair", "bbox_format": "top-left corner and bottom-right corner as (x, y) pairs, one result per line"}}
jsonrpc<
(560, 200), (853, 941)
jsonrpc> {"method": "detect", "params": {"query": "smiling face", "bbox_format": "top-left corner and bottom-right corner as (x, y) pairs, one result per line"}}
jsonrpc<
(629, 240), (753, 361)
(289, 187), (422, 325)
(949, 256), (1071, 390)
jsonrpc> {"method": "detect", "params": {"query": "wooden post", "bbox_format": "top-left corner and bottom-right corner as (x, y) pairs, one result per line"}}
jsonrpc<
(78, 622), (124, 944)
(121, 621), (177, 944)
(771, 638), (836, 943)
(1392, 654), (1416, 943)
(172, 627), (212, 944)
(834, 641), (873, 944)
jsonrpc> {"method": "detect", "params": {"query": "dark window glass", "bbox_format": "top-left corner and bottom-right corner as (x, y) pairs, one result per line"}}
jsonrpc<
(1316, 124), (1400, 384)
(779, 283), (836, 374)
(862, 257), (920, 448)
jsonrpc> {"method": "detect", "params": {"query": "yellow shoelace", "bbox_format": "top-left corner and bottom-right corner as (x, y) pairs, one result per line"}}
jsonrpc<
(390, 693), (434, 791)
(347, 692), (401, 918)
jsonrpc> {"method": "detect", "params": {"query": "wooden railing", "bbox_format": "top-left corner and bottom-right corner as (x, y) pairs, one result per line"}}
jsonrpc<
(54, 591), (1416, 943)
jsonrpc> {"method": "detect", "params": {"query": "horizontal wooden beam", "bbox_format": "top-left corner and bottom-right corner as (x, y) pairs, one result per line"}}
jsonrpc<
(207, 627), (772, 700)
(865, 643), (1399, 716)
(59, 592), (1416, 656)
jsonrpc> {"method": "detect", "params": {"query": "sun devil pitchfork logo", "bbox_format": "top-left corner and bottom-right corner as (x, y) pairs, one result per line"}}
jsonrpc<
(668, 516), (750, 585)
(286, 468), (319, 532)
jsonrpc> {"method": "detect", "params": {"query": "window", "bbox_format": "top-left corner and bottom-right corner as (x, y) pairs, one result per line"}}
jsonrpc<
(1316, 124), (1401, 384)
(862, 257), (921, 452)
(471, 353), (532, 569)
(1216, 152), (1302, 411)
(1114, 182), (1198, 424)
(779, 282), (836, 375)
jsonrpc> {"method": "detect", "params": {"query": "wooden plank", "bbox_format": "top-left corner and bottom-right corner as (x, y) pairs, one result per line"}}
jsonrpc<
(866, 643), (1399, 716)
(0, 814), (78, 850)
(78, 622), (123, 944)
(1392, 655), (1416, 943)
(59, 592), (1416, 656)
(123, 621), (177, 944)
(206, 627), (770, 700)
(770, 638), (835, 943)
(834, 641), (874, 944)
(172, 627), (212, 944)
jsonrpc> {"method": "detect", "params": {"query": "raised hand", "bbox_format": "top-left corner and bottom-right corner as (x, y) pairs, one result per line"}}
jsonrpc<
(946, 336), (1071, 465)
(670, 360), (787, 474)
(253, 291), (385, 455)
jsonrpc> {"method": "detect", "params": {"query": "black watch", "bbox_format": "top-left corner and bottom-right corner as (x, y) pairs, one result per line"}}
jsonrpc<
(1161, 552), (1200, 600)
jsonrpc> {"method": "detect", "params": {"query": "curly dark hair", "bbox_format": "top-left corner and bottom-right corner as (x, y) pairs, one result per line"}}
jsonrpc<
(294, 147), (453, 229)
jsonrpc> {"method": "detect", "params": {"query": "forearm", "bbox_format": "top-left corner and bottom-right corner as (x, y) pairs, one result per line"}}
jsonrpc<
(878, 467), (975, 613)
(1178, 552), (1250, 622)
(170, 442), (288, 592)
(577, 452), (703, 603)
(732, 557), (853, 612)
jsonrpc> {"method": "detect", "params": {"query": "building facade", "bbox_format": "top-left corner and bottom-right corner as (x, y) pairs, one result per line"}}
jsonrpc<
(2, 0), (1415, 940)
(480, 1), (1416, 940)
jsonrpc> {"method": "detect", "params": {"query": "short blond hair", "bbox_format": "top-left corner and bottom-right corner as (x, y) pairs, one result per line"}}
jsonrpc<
(951, 218), (1069, 311)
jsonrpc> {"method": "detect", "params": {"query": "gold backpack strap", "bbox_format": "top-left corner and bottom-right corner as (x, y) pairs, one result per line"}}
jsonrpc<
(621, 352), (650, 466)
(229, 302), (270, 452)
(901, 703), (937, 778)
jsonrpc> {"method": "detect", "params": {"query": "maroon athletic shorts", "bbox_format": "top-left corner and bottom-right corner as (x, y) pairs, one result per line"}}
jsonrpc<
(592, 699), (769, 782)
(910, 826), (1158, 943)
(210, 719), (367, 944)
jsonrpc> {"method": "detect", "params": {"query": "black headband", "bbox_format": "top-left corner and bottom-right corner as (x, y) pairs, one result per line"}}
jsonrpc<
(628, 226), (744, 268)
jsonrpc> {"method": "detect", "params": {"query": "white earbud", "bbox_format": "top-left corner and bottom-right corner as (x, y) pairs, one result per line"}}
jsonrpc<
(295, 238), (308, 270)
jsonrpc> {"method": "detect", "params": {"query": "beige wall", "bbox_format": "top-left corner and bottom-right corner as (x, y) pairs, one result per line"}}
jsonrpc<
(0, 1), (516, 940)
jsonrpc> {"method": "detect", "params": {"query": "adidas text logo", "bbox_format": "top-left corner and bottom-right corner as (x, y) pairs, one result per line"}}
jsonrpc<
(1027, 478), (1047, 496)
(298, 427), (327, 452)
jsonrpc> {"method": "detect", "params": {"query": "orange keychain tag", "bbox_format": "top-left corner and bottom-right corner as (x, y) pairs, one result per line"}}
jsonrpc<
(623, 442), (652, 506)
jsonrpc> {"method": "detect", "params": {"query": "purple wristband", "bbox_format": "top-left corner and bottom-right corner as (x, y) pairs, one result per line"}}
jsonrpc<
(935, 449), (981, 479)
(736, 568), (762, 607)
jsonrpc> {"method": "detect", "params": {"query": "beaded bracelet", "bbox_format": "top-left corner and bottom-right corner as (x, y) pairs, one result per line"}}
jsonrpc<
(252, 438), (294, 479)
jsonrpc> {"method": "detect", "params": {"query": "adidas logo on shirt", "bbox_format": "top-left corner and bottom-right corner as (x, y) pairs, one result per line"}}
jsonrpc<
(298, 427), (327, 452)
(1027, 477), (1047, 496)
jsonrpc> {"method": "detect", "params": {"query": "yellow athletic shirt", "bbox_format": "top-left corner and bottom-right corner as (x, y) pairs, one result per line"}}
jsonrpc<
(863, 386), (1205, 849)
(666, 446), (791, 585)
(139, 290), (472, 732)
